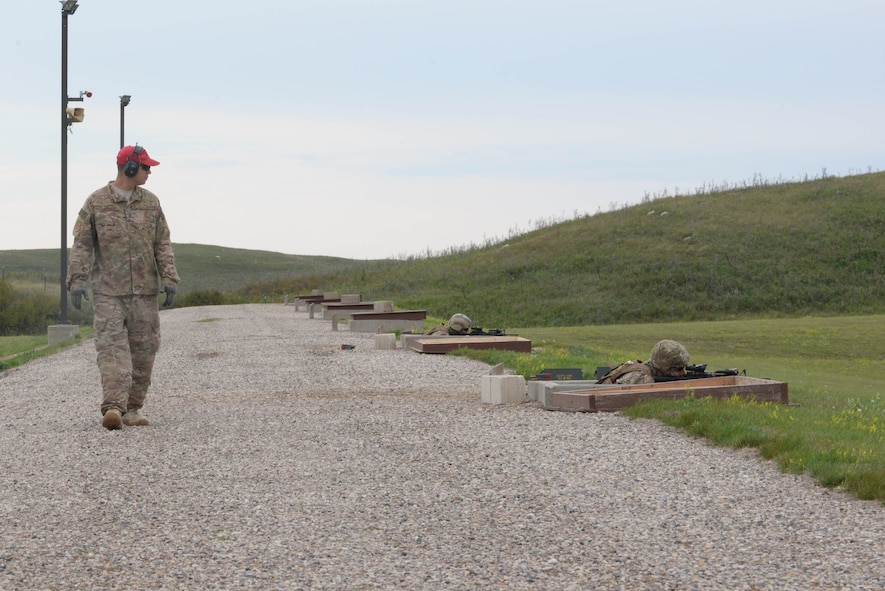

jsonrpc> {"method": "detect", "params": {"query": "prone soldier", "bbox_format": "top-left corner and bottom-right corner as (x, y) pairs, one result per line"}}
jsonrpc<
(596, 339), (690, 385)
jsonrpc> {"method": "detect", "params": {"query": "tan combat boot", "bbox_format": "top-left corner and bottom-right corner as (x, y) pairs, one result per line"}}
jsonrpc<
(101, 409), (123, 430)
(123, 409), (150, 427)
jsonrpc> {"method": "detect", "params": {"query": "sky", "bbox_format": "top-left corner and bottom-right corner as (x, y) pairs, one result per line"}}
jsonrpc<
(2, 0), (884, 260)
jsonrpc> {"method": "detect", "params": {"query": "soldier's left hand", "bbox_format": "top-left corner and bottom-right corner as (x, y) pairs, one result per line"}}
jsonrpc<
(69, 287), (89, 310)
(162, 284), (176, 308)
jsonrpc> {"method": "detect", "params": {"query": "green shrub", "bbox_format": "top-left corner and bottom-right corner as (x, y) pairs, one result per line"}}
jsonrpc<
(0, 279), (59, 335)
(181, 289), (228, 307)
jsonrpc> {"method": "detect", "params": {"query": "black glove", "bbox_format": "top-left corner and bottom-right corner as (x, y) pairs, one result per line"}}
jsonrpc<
(162, 284), (176, 308)
(69, 288), (89, 310)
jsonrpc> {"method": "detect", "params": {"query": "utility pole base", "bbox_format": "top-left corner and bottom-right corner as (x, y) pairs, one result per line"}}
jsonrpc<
(48, 324), (79, 346)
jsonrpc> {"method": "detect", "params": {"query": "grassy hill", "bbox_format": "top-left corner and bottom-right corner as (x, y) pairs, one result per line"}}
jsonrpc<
(3, 171), (884, 327)
(0, 244), (366, 295)
(170, 244), (368, 293)
(243, 172), (885, 326)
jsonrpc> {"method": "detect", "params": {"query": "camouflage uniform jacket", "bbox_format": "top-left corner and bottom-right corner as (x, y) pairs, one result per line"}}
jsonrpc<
(596, 360), (655, 385)
(66, 183), (180, 296)
(425, 324), (456, 336)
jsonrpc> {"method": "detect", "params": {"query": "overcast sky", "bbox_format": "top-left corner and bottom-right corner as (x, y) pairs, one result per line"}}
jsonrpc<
(2, 0), (883, 259)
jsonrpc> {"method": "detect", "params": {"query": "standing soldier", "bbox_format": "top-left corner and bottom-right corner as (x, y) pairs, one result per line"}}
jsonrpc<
(66, 145), (180, 430)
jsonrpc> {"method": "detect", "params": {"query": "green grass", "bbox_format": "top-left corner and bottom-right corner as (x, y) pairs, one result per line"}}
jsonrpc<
(450, 315), (885, 504)
(0, 335), (47, 358)
(0, 328), (93, 371)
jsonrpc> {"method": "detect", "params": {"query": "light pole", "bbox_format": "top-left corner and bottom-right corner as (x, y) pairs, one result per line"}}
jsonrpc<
(119, 95), (131, 148)
(58, 0), (90, 330)
(59, 0), (79, 325)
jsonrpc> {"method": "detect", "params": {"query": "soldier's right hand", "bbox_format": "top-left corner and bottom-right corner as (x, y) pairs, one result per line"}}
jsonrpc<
(69, 288), (89, 310)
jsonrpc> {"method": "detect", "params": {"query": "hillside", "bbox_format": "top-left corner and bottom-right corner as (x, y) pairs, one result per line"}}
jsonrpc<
(4, 171), (884, 328)
(243, 172), (885, 326)
(0, 244), (367, 295)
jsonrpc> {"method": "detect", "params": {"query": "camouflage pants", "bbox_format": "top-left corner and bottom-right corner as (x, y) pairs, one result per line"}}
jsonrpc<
(92, 294), (161, 416)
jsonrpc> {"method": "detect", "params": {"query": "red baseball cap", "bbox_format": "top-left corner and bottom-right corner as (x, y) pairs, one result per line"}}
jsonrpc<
(116, 145), (160, 167)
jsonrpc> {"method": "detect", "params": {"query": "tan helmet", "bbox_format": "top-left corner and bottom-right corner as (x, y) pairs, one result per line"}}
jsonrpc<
(648, 340), (689, 371)
(448, 313), (472, 334)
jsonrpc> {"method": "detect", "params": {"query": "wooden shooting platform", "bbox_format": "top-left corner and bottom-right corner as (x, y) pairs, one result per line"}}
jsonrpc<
(542, 375), (788, 413)
(409, 336), (532, 354)
(322, 302), (376, 320)
(297, 296), (341, 310)
(324, 302), (375, 312)
(295, 294), (337, 303)
(349, 310), (428, 333)
(350, 310), (427, 321)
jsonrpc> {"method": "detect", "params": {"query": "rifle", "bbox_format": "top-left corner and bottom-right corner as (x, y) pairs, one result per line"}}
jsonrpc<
(654, 363), (744, 382)
(469, 327), (509, 336)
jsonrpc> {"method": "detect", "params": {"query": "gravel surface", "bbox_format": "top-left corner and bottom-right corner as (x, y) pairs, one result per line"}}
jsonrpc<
(1, 303), (883, 590)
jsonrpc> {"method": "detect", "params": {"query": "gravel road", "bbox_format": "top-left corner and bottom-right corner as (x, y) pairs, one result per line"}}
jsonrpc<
(1, 303), (883, 590)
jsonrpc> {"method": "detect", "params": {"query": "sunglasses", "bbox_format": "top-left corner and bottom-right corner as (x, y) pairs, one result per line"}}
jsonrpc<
(140, 164), (151, 172)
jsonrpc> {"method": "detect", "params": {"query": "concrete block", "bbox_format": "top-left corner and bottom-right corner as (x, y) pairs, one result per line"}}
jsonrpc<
(341, 294), (361, 305)
(373, 300), (394, 313)
(481, 375), (526, 405)
(48, 324), (79, 346)
(375, 333), (397, 350)
(527, 380), (546, 402)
